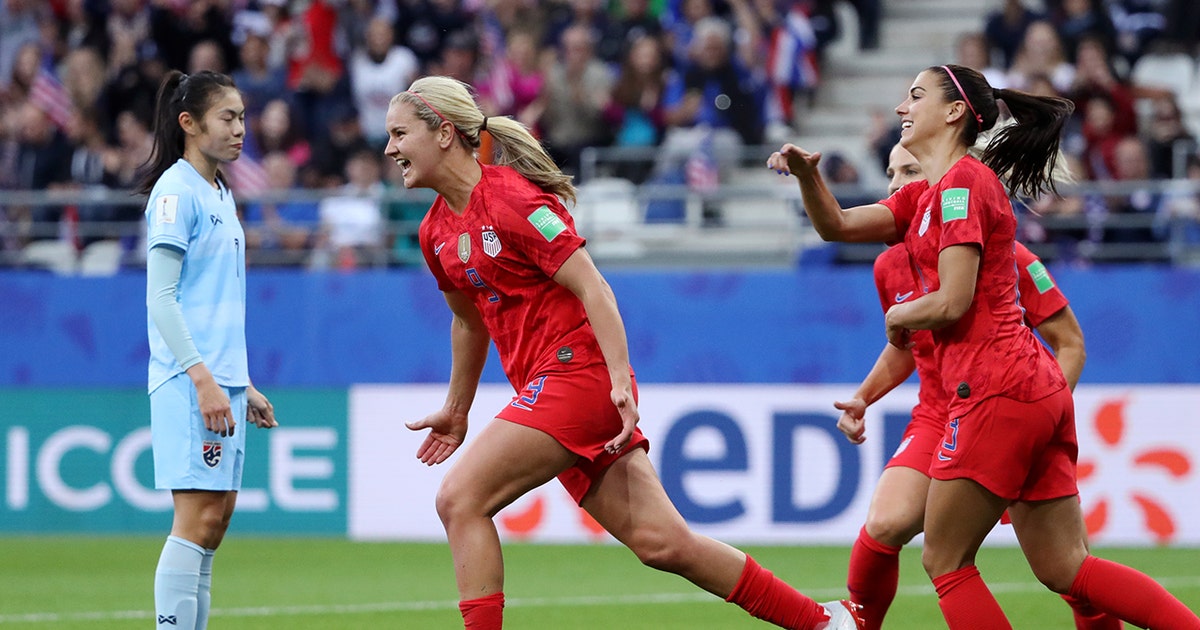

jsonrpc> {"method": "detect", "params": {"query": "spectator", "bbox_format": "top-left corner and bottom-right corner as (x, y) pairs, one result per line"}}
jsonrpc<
(543, 0), (626, 65)
(314, 147), (385, 270)
(1007, 20), (1075, 93)
(0, 0), (46, 88)
(304, 101), (368, 189)
(62, 46), (106, 113)
(148, 0), (237, 76)
(231, 30), (288, 123)
(1079, 93), (1128, 180)
(187, 39), (227, 74)
(1108, 0), (1168, 66)
(1067, 33), (1137, 140)
(984, 0), (1042, 69)
(532, 23), (614, 175)
(13, 102), (73, 240)
(287, 0), (354, 143)
(955, 31), (1010, 89)
(1103, 135), (1166, 245)
(252, 98), (311, 171)
(349, 16), (419, 151)
(1, 40), (41, 105)
(662, 16), (765, 146)
(426, 28), (483, 86)
(243, 151), (318, 266)
(615, 0), (665, 49)
(1143, 94), (1196, 179)
(394, 0), (472, 68)
(476, 28), (545, 123)
(1048, 0), (1115, 63)
(605, 33), (668, 165)
(66, 107), (139, 247)
(662, 0), (717, 68)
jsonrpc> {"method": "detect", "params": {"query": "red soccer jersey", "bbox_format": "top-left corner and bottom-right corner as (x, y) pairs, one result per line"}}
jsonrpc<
(880, 156), (1065, 416)
(419, 164), (602, 390)
(872, 245), (948, 425)
(1014, 242), (1069, 327)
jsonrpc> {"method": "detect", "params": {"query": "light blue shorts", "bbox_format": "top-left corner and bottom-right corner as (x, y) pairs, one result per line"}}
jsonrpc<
(150, 372), (247, 491)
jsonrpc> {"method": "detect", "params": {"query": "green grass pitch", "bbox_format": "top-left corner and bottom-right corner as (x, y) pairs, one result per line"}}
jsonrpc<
(1, 537), (1197, 628)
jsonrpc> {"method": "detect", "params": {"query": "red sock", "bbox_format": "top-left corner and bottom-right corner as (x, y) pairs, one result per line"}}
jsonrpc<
(932, 565), (1012, 630)
(1069, 555), (1200, 629)
(459, 592), (504, 629)
(846, 527), (901, 630)
(725, 554), (827, 629)
(1060, 592), (1122, 630)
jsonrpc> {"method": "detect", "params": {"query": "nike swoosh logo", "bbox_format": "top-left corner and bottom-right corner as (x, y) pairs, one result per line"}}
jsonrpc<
(434, 242), (445, 254)
(895, 291), (914, 303)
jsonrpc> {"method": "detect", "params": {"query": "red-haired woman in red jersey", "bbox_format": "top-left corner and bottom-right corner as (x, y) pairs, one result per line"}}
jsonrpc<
(767, 64), (1200, 629)
(384, 75), (865, 630)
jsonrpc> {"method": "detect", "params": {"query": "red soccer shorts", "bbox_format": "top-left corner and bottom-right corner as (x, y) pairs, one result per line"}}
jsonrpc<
(496, 364), (649, 503)
(884, 404), (945, 475)
(930, 386), (1078, 502)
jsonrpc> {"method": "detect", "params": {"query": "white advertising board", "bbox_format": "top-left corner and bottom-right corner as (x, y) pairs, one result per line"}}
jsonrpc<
(349, 384), (1200, 546)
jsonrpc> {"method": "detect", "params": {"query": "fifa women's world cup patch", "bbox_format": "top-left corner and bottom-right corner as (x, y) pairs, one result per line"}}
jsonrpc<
(527, 205), (567, 241)
(941, 188), (969, 222)
(202, 440), (222, 468)
(1025, 260), (1056, 293)
(154, 194), (179, 225)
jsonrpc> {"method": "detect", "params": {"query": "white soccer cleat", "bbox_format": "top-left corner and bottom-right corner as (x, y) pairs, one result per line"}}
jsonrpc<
(819, 599), (865, 630)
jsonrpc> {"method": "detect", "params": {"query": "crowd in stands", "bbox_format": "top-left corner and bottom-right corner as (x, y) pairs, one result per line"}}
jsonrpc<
(0, 0), (1197, 269)
(863, 0), (1200, 264)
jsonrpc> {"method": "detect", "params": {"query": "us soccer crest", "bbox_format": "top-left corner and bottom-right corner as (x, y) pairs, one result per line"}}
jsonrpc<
(458, 233), (471, 262)
(481, 226), (501, 257)
(202, 440), (222, 468)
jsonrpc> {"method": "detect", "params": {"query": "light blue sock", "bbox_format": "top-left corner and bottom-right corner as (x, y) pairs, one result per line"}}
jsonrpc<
(154, 536), (203, 629)
(195, 548), (215, 630)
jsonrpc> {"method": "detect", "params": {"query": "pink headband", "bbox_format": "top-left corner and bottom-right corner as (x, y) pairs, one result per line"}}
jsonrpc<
(941, 65), (983, 131)
(405, 90), (468, 140)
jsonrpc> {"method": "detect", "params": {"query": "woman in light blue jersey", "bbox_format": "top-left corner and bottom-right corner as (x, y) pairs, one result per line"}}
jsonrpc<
(137, 70), (278, 630)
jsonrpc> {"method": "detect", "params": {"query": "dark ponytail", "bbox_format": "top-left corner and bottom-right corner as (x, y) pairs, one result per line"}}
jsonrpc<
(135, 70), (238, 195)
(981, 88), (1074, 198)
(932, 64), (1074, 198)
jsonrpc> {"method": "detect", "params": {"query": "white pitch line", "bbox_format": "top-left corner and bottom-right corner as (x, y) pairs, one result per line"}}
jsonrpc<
(2, 577), (1198, 624)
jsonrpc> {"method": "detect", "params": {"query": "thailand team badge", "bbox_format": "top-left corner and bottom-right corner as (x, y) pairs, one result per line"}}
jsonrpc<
(481, 226), (501, 257)
(202, 440), (222, 468)
(458, 233), (471, 262)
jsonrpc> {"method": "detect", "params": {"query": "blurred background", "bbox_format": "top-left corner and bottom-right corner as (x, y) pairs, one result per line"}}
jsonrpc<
(1, 0), (1199, 594)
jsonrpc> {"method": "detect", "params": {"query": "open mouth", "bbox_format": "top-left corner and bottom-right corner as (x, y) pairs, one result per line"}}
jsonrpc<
(900, 121), (913, 130)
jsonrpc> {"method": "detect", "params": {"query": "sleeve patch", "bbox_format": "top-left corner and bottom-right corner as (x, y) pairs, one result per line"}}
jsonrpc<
(940, 188), (969, 222)
(527, 205), (567, 242)
(1026, 260), (1055, 294)
(154, 194), (179, 225)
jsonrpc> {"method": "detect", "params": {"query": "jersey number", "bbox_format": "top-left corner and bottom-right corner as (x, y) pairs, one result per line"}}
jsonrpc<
(937, 417), (960, 461)
(465, 268), (499, 303)
(510, 375), (548, 411)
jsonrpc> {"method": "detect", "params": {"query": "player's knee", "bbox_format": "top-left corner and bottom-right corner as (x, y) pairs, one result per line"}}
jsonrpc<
(1027, 557), (1081, 594)
(628, 526), (694, 573)
(920, 543), (969, 579)
(864, 512), (921, 547)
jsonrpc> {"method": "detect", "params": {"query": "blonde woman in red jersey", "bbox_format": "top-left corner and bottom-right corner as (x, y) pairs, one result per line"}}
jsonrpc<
(768, 65), (1199, 629)
(384, 76), (864, 630)
(835, 143), (1116, 630)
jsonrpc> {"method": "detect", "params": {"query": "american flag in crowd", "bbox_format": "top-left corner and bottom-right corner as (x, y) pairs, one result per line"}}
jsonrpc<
(684, 133), (720, 194)
(765, 4), (820, 126)
(29, 66), (74, 130)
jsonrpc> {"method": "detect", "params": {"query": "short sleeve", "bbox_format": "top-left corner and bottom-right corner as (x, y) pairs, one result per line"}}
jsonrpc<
(146, 186), (199, 253)
(418, 211), (455, 292)
(498, 193), (586, 279)
(879, 181), (926, 240)
(1014, 242), (1069, 327)
(935, 168), (991, 252)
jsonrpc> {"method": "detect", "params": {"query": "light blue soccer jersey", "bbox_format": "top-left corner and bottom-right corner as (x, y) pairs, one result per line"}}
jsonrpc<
(145, 159), (248, 393)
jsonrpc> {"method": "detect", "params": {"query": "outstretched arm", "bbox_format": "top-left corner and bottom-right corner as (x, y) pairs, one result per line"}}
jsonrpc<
(836, 344), (917, 443)
(766, 143), (899, 242)
(553, 248), (638, 454)
(406, 290), (490, 465)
